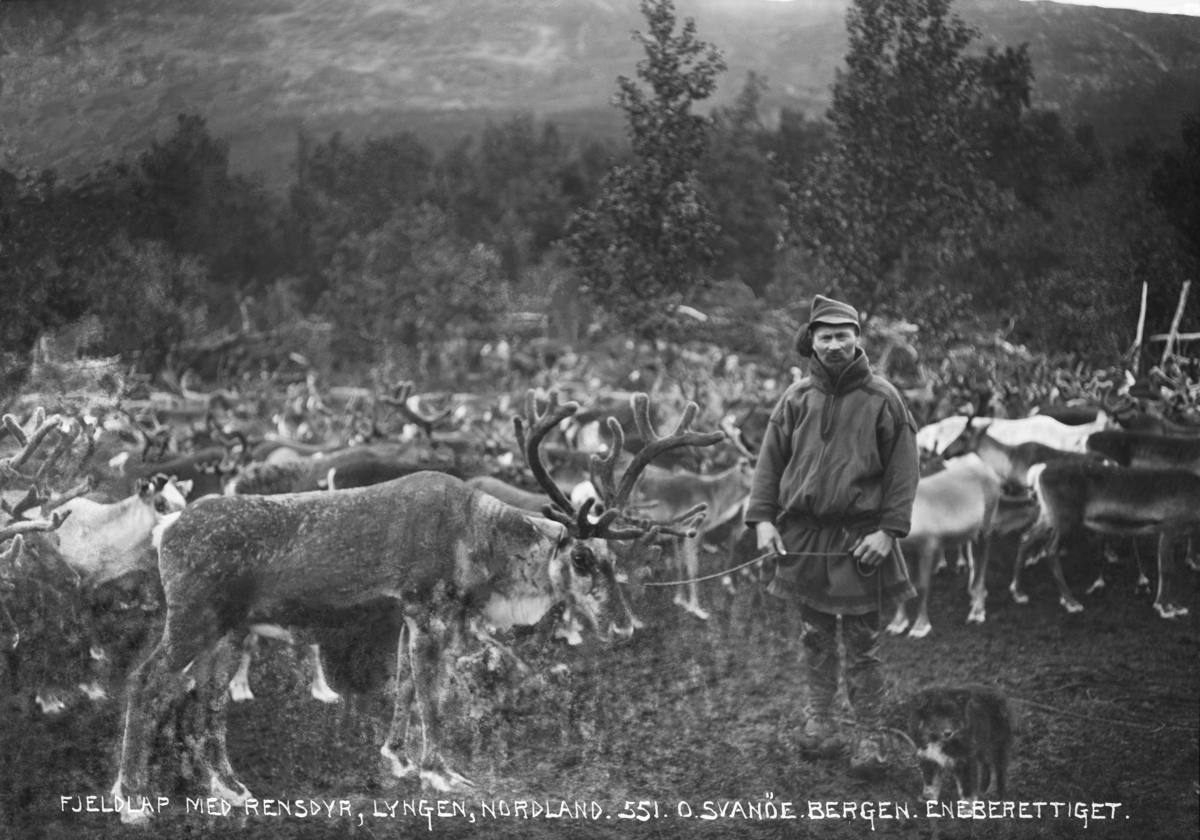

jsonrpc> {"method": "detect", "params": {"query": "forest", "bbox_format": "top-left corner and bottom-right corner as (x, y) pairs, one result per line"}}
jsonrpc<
(1, 0), (1196, 407)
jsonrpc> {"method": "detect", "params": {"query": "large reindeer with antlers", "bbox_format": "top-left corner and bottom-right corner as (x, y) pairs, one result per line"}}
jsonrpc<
(110, 390), (720, 824)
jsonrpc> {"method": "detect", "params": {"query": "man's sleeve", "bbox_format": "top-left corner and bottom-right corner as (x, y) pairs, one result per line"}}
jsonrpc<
(878, 396), (919, 538)
(743, 398), (792, 526)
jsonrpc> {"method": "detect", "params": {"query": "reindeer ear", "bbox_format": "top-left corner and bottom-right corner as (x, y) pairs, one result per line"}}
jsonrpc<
(135, 478), (153, 498)
(527, 516), (566, 544)
(176, 479), (193, 499)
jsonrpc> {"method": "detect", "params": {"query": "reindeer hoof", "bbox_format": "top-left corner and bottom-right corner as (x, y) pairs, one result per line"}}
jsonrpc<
(381, 745), (418, 779)
(1136, 575), (1151, 594)
(79, 682), (108, 701)
(1060, 598), (1084, 614)
(907, 621), (932, 639)
(1154, 603), (1189, 619)
(675, 598), (710, 621)
(210, 771), (252, 807)
(420, 765), (475, 792)
(119, 807), (153, 826)
(310, 685), (341, 704)
(35, 692), (66, 715)
(886, 617), (909, 635)
(966, 607), (985, 625)
(1010, 587), (1029, 605)
(1087, 578), (1105, 595)
(228, 682), (254, 703)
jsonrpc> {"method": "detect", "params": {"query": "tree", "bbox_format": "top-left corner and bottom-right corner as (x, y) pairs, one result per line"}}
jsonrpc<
(1150, 111), (1200, 263)
(787, 0), (1019, 324)
(134, 114), (282, 302)
(700, 72), (790, 293)
(566, 0), (726, 336)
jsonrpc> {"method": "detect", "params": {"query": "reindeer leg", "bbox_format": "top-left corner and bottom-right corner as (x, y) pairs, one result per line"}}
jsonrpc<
(113, 621), (223, 825)
(414, 616), (473, 792)
(1154, 533), (1189, 619)
(886, 543), (915, 635)
(1185, 537), (1199, 574)
(1088, 538), (1109, 594)
(1134, 537), (1151, 595)
(191, 639), (253, 808)
(228, 632), (258, 702)
(381, 618), (419, 780)
(908, 545), (934, 638)
(307, 644), (341, 704)
(967, 538), (989, 624)
(1011, 530), (1042, 605)
(1048, 533), (1082, 613)
(673, 541), (710, 621)
(885, 601), (910, 635)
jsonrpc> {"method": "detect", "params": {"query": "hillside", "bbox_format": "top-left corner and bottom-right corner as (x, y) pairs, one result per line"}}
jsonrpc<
(1, 0), (1198, 187)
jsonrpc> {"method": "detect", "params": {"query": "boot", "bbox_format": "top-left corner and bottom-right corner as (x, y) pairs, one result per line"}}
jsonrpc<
(796, 712), (846, 759)
(848, 732), (888, 777)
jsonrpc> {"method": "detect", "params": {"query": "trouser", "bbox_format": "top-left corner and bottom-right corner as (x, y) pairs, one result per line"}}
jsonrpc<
(799, 603), (884, 729)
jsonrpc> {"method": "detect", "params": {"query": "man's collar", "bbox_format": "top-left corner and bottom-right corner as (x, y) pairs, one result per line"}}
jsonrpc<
(812, 348), (872, 394)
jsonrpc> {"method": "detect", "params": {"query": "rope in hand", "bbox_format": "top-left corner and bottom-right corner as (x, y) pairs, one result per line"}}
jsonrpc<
(641, 550), (851, 588)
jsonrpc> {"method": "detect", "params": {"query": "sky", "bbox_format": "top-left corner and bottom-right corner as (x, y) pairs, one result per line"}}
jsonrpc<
(758, 0), (1200, 13)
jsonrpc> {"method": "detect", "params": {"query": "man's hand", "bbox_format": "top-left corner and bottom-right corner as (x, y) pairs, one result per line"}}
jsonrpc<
(755, 522), (786, 556)
(851, 530), (895, 567)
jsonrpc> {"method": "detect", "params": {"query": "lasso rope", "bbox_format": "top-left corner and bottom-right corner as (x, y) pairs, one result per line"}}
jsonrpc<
(641, 550), (851, 588)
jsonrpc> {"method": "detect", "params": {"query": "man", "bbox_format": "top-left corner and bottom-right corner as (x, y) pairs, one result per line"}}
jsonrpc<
(744, 294), (918, 776)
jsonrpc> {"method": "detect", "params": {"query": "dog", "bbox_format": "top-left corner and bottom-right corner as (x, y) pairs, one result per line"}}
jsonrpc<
(909, 685), (1013, 802)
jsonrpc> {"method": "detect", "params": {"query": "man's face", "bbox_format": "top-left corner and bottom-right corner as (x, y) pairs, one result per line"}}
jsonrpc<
(812, 324), (859, 372)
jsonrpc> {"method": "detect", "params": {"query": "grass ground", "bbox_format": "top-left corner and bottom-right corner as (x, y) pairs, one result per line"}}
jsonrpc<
(3, 536), (1198, 840)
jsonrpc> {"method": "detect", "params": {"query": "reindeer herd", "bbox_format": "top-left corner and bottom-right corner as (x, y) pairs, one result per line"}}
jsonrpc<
(0, 371), (1198, 824)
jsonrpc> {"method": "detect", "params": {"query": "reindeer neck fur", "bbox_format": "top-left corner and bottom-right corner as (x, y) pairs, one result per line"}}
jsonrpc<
(55, 493), (159, 583)
(974, 433), (1019, 485)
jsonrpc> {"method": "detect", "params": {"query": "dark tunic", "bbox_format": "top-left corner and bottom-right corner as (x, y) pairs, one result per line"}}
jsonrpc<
(744, 348), (919, 615)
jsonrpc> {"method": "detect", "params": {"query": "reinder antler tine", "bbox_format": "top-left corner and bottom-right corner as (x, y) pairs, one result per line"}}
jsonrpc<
(610, 396), (724, 511)
(43, 477), (94, 514)
(34, 419), (82, 483)
(514, 389), (579, 517)
(3, 413), (63, 472)
(10, 486), (49, 519)
(0, 509), (70, 543)
(0, 534), (24, 566)
(587, 417), (626, 508)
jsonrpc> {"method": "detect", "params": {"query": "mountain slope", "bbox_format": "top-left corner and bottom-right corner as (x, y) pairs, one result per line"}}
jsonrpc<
(1, 0), (1197, 187)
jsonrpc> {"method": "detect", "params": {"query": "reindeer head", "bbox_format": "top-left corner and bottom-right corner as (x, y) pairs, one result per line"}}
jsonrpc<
(515, 390), (724, 639)
(136, 474), (191, 515)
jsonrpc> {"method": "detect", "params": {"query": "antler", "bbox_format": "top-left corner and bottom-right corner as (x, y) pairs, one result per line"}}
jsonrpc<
(207, 414), (250, 472)
(1096, 381), (1137, 415)
(612, 396), (724, 512)
(513, 390), (582, 532)
(720, 414), (758, 460)
(0, 509), (72, 544)
(380, 382), (454, 437)
(0, 411), (64, 487)
(587, 394), (724, 540)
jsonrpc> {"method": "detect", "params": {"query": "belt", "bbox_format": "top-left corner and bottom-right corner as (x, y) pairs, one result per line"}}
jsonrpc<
(780, 511), (881, 531)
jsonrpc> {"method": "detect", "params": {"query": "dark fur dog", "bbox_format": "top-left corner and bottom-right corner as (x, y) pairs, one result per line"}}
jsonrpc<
(909, 685), (1013, 801)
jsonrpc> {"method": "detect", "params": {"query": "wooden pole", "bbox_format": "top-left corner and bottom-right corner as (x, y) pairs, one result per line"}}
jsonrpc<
(1161, 280), (1192, 366)
(1131, 281), (1148, 373)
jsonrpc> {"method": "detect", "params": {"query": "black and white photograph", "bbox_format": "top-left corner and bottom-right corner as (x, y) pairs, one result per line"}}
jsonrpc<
(1, 0), (1198, 837)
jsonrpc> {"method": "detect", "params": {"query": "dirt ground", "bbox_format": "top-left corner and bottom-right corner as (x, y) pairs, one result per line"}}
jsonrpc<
(3, 535), (1198, 840)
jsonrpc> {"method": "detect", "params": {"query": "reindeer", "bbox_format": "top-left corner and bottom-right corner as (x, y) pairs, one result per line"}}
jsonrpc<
(1020, 460), (1198, 619)
(568, 414), (753, 621)
(938, 417), (1121, 612)
(917, 410), (1112, 458)
(885, 457), (1004, 638)
(110, 391), (720, 823)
